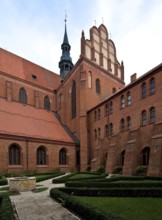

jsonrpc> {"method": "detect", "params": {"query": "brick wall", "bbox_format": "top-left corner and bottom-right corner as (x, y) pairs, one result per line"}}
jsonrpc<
(88, 66), (162, 175)
(0, 137), (76, 174)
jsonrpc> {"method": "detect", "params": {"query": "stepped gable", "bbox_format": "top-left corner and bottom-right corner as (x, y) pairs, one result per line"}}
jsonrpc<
(81, 24), (124, 81)
(0, 48), (61, 90)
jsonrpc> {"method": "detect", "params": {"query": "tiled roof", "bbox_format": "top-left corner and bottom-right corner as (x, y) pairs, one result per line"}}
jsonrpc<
(0, 48), (61, 90)
(0, 98), (74, 143)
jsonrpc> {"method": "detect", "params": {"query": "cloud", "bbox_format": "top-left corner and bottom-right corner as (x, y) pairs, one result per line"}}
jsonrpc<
(0, 0), (162, 84)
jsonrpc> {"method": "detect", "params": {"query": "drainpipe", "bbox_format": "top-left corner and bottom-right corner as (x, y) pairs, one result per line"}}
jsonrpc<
(26, 137), (29, 173)
(107, 101), (110, 139)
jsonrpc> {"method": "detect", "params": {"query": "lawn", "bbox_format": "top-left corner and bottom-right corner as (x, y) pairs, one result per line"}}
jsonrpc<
(77, 196), (162, 220)
(69, 173), (100, 179)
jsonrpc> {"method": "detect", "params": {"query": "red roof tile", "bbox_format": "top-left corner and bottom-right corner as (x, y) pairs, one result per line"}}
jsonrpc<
(0, 48), (61, 90)
(0, 98), (74, 143)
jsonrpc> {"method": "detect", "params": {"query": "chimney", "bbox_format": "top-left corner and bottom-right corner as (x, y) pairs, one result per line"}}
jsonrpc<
(131, 73), (137, 83)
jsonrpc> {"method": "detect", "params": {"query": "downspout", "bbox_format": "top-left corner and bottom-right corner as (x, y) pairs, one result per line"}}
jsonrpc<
(26, 137), (29, 173)
(107, 101), (110, 139)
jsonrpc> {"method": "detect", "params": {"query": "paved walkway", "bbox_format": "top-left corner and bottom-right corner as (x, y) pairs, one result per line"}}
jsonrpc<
(9, 175), (80, 220)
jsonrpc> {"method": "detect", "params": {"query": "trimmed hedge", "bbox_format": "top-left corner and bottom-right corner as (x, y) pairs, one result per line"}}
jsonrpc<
(0, 179), (8, 186)
(58, 187), (162, 197)
(77, 175), (162, 183)
(66, 180), (162, 188)
(36, 172), (64, 182)
(52, 172), (77, 183)
(0, 195), (16, 220)
(52, 172), (107, 183)
(50, 188), (124, 220)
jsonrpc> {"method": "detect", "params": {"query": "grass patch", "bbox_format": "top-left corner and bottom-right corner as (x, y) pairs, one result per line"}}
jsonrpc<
(69, 173), (101, 179)
(35, 172), (64, 182)
(0, 194), (17, 220)
(32, 187), (48, 193)
(77, 196), (162, 220)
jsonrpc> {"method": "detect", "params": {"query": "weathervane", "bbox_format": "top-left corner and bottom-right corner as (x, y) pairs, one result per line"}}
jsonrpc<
(102, 18), (104, 24)
(94, 20), (96, 26)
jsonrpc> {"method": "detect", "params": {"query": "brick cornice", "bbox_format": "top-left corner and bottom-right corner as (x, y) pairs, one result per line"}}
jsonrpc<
(0, 133), (76, 146)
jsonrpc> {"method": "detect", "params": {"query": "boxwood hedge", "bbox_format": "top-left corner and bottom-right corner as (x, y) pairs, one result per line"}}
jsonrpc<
(52, 172), (107, 183)
(66, 180), (162, 188)
(50, 188), (124, 220)
(58, 187), (162, 197)
(36, 172), (64, 182)
(0, 179), (8, 186)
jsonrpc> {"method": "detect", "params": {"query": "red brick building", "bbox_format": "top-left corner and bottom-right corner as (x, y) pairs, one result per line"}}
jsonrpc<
(0, 23), (161, 175)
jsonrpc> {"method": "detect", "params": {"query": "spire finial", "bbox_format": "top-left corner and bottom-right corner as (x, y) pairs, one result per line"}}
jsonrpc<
(65, 11), (67, 23)
(102, 18), (104, 24)
(94, 20), (96, 26)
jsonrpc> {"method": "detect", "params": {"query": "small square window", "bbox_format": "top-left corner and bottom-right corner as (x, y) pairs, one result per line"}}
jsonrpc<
(32, 75), (37, 80)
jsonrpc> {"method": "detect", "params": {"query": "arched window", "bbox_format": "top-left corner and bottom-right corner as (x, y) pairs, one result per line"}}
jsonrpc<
(105, 104), (108, 116)
(44, 96), (50, 110)
(150, 107), (155, 123)
(112, 87), (116, 94)
(121, 150), (125, 166)
(142, 147), (150, 165)
(9, 144), (21, 165)
(94, 110), (97, 121)
(94, 129), (97, 140)
(96, 78), (100, 94)
(141, 82), (147, 99)
(98, 108), (101, 120)
(19, 88), (27, 104)
(98, 127), (101, 139)
(109, 123), (113, 136)
(88, 71), (92, 88)
(120, 118), (125, 132)
(37, 146), (47, 165)
(127, 92), (131, 106)
(121, 95), (125, 109)
(59, 148), (67, 165)
(71, 80), (76, 118)
(105, 124), (108, 137)
(150, 78), (155, 95)
(127, 116), (131, 130)
(141, 110), (147, 126)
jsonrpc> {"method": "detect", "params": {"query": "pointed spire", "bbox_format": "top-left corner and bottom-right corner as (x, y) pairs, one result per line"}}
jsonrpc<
(81, 30), (85, 56)
(63, 16), (69, 45)
(59, 16), (73, 80)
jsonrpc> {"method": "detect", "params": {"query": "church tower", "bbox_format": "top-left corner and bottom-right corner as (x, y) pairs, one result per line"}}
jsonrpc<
(59, 18), (73, 80)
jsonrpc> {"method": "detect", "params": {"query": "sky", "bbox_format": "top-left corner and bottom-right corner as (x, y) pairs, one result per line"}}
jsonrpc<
(0, 0), (162, 84)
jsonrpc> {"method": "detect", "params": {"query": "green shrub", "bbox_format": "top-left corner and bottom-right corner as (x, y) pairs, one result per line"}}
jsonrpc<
(114, 166), (123, 174)
(50, 188), (124, 220)
(0, 177), (7, 186)
(97, 165), (105, 174)
(85, 165), (91, 172)
(0, 195), (16, 220)
(135, 166), (148, 176)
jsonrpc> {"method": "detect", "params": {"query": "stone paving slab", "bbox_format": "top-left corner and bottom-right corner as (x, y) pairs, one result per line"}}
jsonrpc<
(10, 176), (80, 220)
